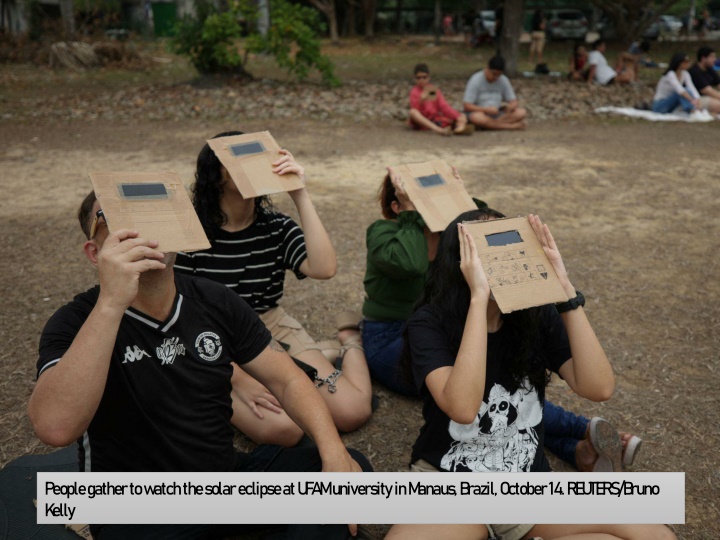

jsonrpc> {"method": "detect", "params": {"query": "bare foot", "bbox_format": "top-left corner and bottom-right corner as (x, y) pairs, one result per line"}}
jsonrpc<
(575, 438), (597, 472)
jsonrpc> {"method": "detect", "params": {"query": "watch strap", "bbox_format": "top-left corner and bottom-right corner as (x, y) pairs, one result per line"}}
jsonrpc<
(556, 291), (585, 313)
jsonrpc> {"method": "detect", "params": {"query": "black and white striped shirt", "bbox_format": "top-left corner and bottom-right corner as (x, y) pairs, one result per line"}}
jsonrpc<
(175, 211), (307, 313)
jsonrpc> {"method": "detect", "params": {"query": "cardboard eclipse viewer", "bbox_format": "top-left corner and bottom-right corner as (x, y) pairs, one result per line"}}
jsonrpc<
(207, 131), (304, 198)
(463, 216), (570, 313)
(89, 171), (210, 253)
(390, 159), (476, 232)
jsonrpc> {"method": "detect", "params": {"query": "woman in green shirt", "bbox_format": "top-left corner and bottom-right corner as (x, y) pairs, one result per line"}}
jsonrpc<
(361, 168), (439, 395)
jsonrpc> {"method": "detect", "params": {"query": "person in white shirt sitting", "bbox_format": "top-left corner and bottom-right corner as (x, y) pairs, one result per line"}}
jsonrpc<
(652, 52), (701, 114)
(587, 39), (637, 86)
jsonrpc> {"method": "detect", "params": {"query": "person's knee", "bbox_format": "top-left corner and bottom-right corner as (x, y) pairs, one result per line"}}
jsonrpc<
(332, 399), (372, 433)
(468, 112), (489, 126)
(515, 107), (528, 120)
(625, 525), (677, 540)
(649, 525), (677, 540)
(256, 417), (304, 447)
(347, 448), (374, 472)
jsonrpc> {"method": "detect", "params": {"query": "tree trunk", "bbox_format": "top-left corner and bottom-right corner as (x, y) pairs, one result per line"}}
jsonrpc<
(309, 0), (339, 44)
(395, 0), (403, 33)
(499, 0), (523, 76)
(344, 0), (357, 37)
(362, 0), (376, 38)
(328, 4), (339, 43)
(59, 0), (75, 38)
(257, 0), (269, 37)
(434, 0), (442, 44)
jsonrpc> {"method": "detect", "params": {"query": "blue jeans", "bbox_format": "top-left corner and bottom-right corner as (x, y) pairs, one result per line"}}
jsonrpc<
(652, 93), (694, 114)
(361, 319), (418, 396)
(544, 401), (589, 469)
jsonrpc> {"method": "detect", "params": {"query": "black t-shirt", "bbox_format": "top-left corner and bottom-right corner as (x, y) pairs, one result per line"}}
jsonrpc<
(688, 64), (720, 92)
(408, 304), (571, 472)
(37, 273), (272, 473)
(531, 11), (544, 32)
(175, 210), (307, 313)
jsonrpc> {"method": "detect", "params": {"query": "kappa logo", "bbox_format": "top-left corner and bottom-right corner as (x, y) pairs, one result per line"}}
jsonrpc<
(123, 345), (151, 364)
(156, 337), (186, 366)
(195, 332), (222, 362)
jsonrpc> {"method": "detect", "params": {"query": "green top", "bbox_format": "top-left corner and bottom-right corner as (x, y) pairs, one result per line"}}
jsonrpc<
(362, 211), (429, 321)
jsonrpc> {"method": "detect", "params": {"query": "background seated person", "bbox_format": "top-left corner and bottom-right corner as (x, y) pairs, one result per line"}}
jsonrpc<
(409, 63), (472, 136)
(652, 52), (701, 114)
(688, 46), (720, 114)
(568, 43), (589, 81)
(588, 39), (637, 86)
(463, 55), (527, 130)
(628, 40), (658, 68)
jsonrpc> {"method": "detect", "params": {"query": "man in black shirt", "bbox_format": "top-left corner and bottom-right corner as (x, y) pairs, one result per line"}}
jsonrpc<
(28, 191), (370, 539)
(688, 46), (720, 113)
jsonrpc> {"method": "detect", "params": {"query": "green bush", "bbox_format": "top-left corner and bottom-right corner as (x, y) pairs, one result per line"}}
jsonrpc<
(171, 1), (244, 74)
(247, 0), (340, 86)
(171, 0), (339, 85)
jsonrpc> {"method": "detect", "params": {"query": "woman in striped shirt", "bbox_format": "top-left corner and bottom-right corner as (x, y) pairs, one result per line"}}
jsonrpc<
(175, 131), (373, 444)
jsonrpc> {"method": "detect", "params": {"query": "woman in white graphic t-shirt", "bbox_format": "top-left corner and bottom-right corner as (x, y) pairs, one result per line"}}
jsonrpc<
(386, 208), (676, 540)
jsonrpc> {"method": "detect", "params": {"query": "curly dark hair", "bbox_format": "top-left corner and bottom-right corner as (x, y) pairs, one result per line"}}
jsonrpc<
(192, 130), (273, 240)
(402, 208), (551, 399)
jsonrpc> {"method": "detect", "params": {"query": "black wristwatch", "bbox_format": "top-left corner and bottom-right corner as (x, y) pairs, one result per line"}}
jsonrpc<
(556, 291), (585, 313)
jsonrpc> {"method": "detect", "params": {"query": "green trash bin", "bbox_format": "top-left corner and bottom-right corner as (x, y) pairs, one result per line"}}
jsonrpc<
(152, 2), (177, 37)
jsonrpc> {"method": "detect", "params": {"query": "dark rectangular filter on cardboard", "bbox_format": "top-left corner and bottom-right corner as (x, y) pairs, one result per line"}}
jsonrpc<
(391, 159), (477, 232)
(463, 216), (569, 313)
(207, 131), (304, 198)
(89, 171), (210, 253)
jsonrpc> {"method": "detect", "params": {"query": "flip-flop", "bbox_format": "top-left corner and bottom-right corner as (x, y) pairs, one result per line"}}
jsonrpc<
(455, 123), (475, 135)
(622, 435), (643, 467)
(590, 417), (623, 472)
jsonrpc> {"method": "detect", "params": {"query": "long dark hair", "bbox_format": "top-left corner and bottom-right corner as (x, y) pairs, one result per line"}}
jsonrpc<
(666, 52), (689, 74)
(192, 130), (273, 240)
(402, 208), (551, 399)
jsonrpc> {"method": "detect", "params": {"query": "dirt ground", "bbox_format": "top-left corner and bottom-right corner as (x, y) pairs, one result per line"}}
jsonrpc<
(1, 92), (719, 537)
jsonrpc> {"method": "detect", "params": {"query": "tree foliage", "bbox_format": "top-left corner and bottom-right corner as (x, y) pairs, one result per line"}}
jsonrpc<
(171, 0), (339, 86)
(591, 0), (682, 43)
(307, 0), (339, 43)
(248, 0), (339, 86)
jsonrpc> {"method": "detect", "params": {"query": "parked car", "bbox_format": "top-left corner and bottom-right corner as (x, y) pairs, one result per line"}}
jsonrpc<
(474, 10), (496, 38)
(545, 9), (588, 40)
(658, 15), (682, 35)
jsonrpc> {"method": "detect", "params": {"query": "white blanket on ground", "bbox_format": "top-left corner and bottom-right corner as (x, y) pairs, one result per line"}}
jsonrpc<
(594, 106), (716, 122)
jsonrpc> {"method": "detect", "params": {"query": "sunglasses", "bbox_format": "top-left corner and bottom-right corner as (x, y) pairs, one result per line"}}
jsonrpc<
(89, 209), (106, 239)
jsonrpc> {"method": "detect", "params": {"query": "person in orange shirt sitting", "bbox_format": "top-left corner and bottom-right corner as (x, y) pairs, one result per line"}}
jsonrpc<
(409, 63), (474, 136)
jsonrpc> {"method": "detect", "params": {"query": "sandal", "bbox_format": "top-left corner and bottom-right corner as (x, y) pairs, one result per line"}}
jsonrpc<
(622, 435), (643, 467)
(454, 123), (475, 135)
(590, 417), (623, 472)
